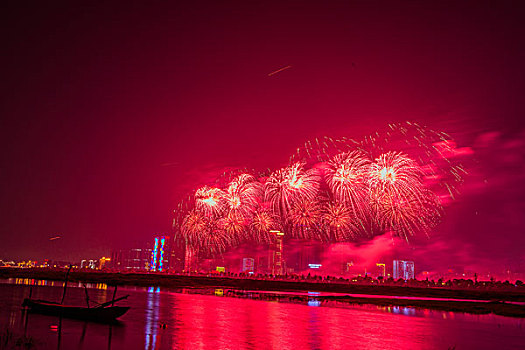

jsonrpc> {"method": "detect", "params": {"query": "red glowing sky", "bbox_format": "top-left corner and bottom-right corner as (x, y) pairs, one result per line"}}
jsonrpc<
(1, 1), (524, 274)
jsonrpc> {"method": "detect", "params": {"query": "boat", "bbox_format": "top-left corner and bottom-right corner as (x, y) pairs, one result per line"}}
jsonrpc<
(22, 298), (130, 321)
(21, 266), (130, 321)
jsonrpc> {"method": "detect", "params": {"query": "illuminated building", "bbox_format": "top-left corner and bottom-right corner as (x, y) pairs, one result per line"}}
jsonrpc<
(308, 263), (322, 270)
(151, 236), (167, 272)
(80, 259), (96, 269)
(393, 260), (415, 280)
(99, 257), (110, 269)
(16, 260), (36, 268)
(111, 234), (181, 272)
(150, 234), (179, 272)
(293, 240), (323, 272)
(47, 260), (70, 268)
(376, 263), (386, 278)
(88, 260), (96, 269)
(242, 258), (254, 273)
(0, 260), (15, 267)
(111, 247), (153, 271)
(269, 230), (284, 275)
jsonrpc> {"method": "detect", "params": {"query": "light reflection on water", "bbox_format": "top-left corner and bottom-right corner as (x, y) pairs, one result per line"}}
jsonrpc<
(0, 279), (524, 349)
(1, 277), (109, 291)
(145, 286), (160, 350)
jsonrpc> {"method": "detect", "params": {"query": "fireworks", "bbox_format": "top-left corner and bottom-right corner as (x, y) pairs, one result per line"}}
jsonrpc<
(250, 208), (277, 243)
(199, 219), (231, 256)
(375, 188), (442, 240)
(224, 174), (262, 219)
(321, 202), (357, 241)
(325, 151), (370, 219)
(287, 199), (322, 240)
(181, 210), (207, 247)
(368, 151), (423, 199)
(195, 186), (225, 216)
(175, 122), (467, 257)
(367, 151), (442, 240)
(181, 210), (232, 255)
(218, 212), (245, 241)
(264, 162), (320, 219)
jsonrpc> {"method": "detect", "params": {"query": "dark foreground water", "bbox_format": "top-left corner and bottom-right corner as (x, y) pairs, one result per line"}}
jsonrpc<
(1, 279), (524, 349)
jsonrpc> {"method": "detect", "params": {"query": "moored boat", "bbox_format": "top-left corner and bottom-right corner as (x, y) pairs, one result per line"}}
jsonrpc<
(21, 266), (130, 321)
(22, 298), (130, 321)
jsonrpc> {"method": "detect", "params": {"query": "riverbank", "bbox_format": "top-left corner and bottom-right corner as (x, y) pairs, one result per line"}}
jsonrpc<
(222, 290), (525, 318)
(2, 267), (524, 317)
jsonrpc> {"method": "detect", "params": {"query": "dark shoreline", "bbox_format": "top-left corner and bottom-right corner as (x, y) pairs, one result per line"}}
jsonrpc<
(2, 268), (524, 318)
(222, 290), (525, 318)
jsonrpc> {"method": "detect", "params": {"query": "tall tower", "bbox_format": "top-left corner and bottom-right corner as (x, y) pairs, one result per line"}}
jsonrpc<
(404, 261), (415, 279)
(269, 230), (284, 275)
(151, 235), (171, 272)
(393, 260), (402, 279)
(376, 263), (386, 278)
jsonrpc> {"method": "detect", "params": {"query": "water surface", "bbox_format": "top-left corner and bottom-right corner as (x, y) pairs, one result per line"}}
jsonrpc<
(0, 279), (523, 349)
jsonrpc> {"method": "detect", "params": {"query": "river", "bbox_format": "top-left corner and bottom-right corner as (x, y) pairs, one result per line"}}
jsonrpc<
(0, 279), (524, 349)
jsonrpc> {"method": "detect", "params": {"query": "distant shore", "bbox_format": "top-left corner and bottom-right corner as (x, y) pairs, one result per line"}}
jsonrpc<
(2, 267), (524, 318)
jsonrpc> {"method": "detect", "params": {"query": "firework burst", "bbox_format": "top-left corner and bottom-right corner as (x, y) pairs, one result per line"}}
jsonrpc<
(325, 150), (371, 219)
(376, 189), (442, 240)
(218, 212), (245, 243)
(264, 162), (320, 219)
(368, 151), (423, 198)
(195, 186), (225, 216)
(181, 210), (207, 247)
(321, 202), (358, 241)
(287, 199), (322, 240)
(200, 219), (231, 256)
(181, 210), (232, 255)
(223, 173), (262, 219)
(368, 151), (442, 239)
(250, 208), (277, 243)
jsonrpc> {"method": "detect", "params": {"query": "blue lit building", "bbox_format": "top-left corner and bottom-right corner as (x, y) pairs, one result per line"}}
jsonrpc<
(151, 235), (170, 272)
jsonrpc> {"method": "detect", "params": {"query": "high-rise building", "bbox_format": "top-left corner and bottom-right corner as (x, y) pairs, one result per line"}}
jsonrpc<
(151, 235), (172, 272)
(393, 260), (415, 280)
(79, 259), (97, 269)
(111, 248), (152, 271)
(297, 241), (322, 272)
(376, 263), (386, 278)
(269, 230), (284, 275)
(242, 258), (255, 273)
(99, 257), (111, 269)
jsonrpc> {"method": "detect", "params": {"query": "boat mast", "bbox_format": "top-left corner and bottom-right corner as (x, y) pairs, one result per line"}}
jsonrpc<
(60, 265), (73, 304)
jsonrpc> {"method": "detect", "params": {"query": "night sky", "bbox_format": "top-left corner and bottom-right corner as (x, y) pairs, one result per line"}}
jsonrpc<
(1, 1), (524, 275)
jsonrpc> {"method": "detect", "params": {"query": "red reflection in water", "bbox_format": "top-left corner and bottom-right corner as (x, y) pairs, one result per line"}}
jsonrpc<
(1, 283), (524, 350)
(146, 289), (525, 350)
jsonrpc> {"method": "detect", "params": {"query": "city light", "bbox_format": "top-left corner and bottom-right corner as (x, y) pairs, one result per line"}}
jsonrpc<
(158, 237), (165, 272)
(151, 237), (159, 271)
